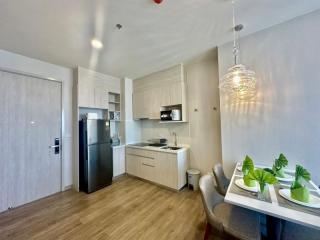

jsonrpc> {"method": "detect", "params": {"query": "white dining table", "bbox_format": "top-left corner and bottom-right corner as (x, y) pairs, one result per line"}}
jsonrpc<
(225, 162), (320, 230)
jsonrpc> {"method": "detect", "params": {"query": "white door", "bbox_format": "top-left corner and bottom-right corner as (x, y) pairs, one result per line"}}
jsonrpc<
(0, 70), (62, 211)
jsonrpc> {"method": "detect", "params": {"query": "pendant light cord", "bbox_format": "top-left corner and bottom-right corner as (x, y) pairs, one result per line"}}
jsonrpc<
(232, 0), (238, 65)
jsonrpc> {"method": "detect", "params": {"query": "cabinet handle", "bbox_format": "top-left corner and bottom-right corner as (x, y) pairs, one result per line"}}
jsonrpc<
(127, 153), (154, 159)
(142, 163), (155, 168)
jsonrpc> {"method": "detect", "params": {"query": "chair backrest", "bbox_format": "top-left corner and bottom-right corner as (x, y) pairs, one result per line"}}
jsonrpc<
(213, 163), (230, 196)
(199, 175), (224, 232)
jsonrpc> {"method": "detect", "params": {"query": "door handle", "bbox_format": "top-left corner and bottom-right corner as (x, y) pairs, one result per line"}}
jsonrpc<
(49, 145), (59, 148)
(49, 138), (60, 154)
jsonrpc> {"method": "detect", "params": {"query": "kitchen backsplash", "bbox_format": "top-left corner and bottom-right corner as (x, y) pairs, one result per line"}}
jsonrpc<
(140, 120), (191, 145)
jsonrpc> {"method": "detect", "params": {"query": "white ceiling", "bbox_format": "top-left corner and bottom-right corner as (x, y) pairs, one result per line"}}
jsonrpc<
(1, 0), (320, 79)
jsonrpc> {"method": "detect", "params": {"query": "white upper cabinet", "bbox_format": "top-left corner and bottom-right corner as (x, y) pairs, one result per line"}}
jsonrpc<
(76, 67), (120, 109)
(169, 82), (183, 106)
(78, 75), (95, 108)
(133, 90), (148, 119)
(132, 64), (187, 121)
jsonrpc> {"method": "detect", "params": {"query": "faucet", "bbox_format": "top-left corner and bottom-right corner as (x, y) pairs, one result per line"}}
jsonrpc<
(172, 132), (177, 147)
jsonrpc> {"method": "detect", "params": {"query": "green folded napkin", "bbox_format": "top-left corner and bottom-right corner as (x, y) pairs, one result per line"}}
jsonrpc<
(290, 165), (311, 203)
(242, 155), (256, 187)
(243, 174), (256, 187)
(272, 153), (288, 178)
(274, 168), (285, 178)
(291, 186), (310, 203)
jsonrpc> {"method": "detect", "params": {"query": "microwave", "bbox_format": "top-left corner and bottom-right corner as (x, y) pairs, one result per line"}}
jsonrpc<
(160, 109), (181, 121)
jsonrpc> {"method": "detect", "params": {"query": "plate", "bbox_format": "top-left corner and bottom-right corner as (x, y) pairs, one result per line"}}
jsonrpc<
(235, 179), (259, 193)
(278, 189), (320, 208)
(276, 173), (295, 182)
(236, 163), (243, 172)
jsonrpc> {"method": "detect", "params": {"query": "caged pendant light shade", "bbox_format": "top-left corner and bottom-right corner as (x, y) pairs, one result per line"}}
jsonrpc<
(219, 0), (257, 100)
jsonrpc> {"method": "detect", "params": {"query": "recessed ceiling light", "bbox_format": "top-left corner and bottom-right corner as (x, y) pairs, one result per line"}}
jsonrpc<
(91, 38), (103, 49)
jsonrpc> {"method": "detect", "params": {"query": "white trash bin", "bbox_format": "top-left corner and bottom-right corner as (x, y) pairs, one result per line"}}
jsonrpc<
(187, 169), (201, 191)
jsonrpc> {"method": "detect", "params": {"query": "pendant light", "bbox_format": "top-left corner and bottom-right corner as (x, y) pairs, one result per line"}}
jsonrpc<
(219, 0), (257, 100)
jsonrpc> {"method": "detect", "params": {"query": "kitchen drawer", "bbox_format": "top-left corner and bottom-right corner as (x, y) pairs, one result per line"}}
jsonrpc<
(126, 148), (156, 159)
(140, 157), (157, 168)
(141, 158), (157, 182)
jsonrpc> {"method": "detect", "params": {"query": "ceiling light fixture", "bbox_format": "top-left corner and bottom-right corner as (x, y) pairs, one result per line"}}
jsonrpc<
(91, 38), (103, 49)
(219, 0), (257, 100)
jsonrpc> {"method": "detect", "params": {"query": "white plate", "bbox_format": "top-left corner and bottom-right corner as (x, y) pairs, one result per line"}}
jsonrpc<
(235, 179), (259, 193)
(278, 189), (320, 208)
(276, 173), (295, 182)
(236, 163), (243, 172)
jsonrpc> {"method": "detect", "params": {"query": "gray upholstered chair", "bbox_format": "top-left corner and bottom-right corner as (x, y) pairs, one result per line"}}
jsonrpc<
(213, 163), (230, 196)
(280, 220), (320, 240)
(199, 175), (261, 240)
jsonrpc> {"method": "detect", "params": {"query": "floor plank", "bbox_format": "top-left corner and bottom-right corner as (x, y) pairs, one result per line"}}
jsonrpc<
(0, 176), (207, 240)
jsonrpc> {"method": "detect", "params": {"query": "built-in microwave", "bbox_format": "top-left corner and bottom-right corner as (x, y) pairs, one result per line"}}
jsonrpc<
(160, 109), (181, 121)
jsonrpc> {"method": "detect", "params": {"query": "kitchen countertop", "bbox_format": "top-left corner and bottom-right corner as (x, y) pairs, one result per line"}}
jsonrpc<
(126, 143), (189, 154)
(111, 143), (125, 148)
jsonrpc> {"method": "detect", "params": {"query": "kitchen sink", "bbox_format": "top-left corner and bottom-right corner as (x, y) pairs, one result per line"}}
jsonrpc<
(161, 146), (182, 150)
(148, 143), (167, 147)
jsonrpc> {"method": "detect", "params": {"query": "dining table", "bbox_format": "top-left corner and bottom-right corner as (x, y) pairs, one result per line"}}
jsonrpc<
(225, 162), (320, 237)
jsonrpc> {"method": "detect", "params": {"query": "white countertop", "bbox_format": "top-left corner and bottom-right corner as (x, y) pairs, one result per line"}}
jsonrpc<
(111, 144), (125, 148)
(126, 143), (189, 154)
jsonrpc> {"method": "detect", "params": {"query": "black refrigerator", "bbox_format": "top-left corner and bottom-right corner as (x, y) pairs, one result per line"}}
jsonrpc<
(79, 119), (113, 193)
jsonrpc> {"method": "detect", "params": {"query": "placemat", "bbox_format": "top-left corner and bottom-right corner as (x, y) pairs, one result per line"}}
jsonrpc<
(229, 176), (272, 203)
(274, 184), (320, 217)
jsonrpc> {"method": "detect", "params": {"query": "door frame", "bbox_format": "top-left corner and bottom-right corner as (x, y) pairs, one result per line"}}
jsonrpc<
(0, 67), (64, 191)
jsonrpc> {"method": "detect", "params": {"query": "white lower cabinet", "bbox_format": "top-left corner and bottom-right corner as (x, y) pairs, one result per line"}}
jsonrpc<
(113, 146), (125, 178)
(125, 147), (188, 190)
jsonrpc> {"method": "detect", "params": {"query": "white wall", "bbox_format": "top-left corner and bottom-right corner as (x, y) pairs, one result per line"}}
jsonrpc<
(0, 49), (73, 189)
(139, 53), (222, 175)
(121, 77), (141, 144)
(218, 10), (320, 185)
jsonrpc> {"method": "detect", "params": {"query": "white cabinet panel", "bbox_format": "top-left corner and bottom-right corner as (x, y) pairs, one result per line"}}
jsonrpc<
(113, 146), (125, 177)
(77, 67), (120, 109)
(132, 64), (187, 120)
(169, 82), (182, 106)
(140, 157), (157, 182)
(125, 147), (188, 190)
(149, 88), (161, 119)
(126, 154), (141, 177)
(94, 87), (108, 109)
(156, 153), (178, 189)
(160, 85), (171, 107)
(133, 90), (151, 119)
(78, 77), (95, 108)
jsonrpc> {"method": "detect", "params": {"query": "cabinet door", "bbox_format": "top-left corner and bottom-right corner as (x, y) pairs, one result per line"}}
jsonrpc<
(118, 147), (126, 175)
(94, 87), (108, 109)
(113, 146), (125, 177)
(160, 85), (171, 107)
(78, 78), (95, 108)
(133, 90), (150, 119)
(170, 82), (182, 106)
(126, 154), (141, 177)
(149, 88), (161, 119)
(157, 153), (178, 189)
(133, 91), (143, 119)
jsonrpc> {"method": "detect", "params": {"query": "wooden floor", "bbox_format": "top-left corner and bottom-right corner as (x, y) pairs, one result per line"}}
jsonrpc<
(0, 176), (207, 240)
